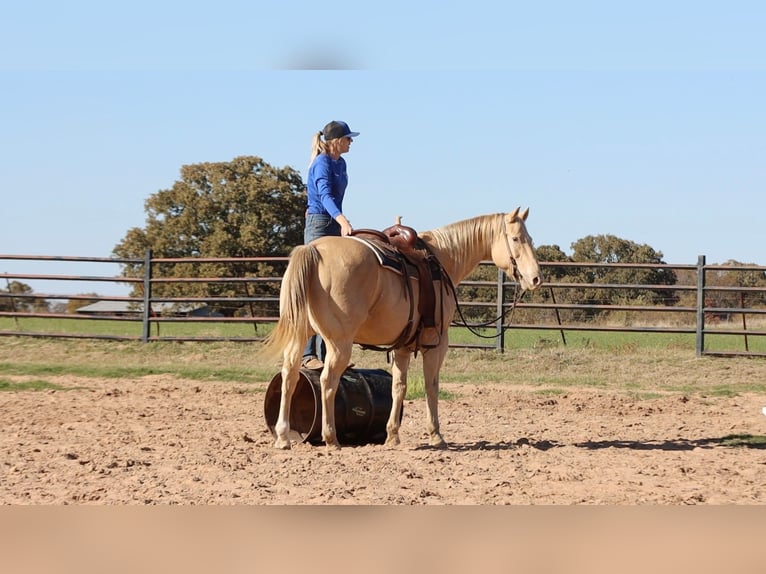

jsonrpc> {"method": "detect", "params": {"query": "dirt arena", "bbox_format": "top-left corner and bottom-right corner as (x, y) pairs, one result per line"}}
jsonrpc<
(2, 370), (765, 505)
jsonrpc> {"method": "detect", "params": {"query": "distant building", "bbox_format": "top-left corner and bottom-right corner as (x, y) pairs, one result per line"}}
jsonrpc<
(75, 301), (222, 317)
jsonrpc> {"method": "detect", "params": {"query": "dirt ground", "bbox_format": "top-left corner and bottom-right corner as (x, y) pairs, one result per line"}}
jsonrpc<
(2, 371), (765, 505)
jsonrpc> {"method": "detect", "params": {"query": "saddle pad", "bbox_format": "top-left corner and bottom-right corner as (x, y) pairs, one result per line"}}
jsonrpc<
(347, 236), (414, 277)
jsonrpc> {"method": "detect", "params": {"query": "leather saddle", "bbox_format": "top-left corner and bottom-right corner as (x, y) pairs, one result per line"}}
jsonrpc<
(350, 222), (444, 350)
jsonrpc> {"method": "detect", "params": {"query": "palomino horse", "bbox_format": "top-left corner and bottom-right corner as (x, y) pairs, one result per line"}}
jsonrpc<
(261, 208), (542, 449)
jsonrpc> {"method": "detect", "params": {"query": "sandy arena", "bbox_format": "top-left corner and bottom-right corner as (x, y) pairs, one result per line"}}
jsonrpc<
(2, 372), (765, 505)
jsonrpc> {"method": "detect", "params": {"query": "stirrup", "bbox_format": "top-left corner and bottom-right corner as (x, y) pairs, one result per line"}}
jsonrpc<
(301, 357), (324, 370)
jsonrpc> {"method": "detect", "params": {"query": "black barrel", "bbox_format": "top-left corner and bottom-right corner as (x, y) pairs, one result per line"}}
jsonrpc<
(263, 368), (401, 446)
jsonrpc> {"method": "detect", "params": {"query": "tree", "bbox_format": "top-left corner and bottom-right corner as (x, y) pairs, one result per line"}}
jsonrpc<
(535, 244), (570, 282)
(526, 236), (678, 322)
(704, 260), (766, 320)
(512, 244), (573, 324)
(568, 234), (677, 311)
(112, 156), (306, 316)
(0, 281), (49, 313)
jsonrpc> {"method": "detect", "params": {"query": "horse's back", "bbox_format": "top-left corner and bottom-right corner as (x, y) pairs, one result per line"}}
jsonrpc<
(306, 236), (414, 345)
(308, 236), (391, 293)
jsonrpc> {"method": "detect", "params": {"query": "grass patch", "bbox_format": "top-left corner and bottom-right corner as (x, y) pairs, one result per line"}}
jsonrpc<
(626, 391), (667, 400)
(448, 327), (766, 355)
(0, 338), (277, 384)
(405, 374), (456, 401)
(669, 380), (766, 397)
(0, 361), (271, 384)
(532, 388), (567, 396)
(0, 316), (269, 339)
(718, 434), (766, 448)
(0, 378), (70, 391)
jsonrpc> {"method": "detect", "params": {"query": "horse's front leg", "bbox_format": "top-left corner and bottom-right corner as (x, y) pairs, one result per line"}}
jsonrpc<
(385, 348), (411, 447)
(274, 356), (300, 450)
(422, 343), (449, 448)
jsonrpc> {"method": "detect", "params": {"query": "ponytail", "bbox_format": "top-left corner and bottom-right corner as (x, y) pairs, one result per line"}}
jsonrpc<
(309, 131), (328, 164)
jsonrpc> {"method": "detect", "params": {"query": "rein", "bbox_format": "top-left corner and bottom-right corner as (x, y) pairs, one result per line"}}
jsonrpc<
(446, 272), (524, 340)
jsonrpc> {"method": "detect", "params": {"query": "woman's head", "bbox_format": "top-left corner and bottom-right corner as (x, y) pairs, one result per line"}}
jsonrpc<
(310, 121), (360, 161)
(322, 121), (359, 141)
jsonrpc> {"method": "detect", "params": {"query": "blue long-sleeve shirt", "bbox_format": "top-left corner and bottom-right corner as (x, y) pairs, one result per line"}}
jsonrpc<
(306, 154), (348, 219)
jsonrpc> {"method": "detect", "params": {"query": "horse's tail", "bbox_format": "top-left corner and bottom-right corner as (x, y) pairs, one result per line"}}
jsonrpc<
(259, 244), (320, 362)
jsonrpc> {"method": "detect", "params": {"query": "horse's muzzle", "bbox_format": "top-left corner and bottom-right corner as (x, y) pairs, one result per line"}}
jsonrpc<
(521, 273), (543, 292)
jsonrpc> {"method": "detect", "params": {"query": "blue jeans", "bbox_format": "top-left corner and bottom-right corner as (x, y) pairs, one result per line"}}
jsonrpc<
(302, 214), (341, 361)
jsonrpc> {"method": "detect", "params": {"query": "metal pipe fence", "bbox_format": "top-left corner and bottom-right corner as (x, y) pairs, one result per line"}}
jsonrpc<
(2, 252), (765, 357)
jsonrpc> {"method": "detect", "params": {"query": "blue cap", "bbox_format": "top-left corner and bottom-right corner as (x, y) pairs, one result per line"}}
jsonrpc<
(322, 120), (360, 140)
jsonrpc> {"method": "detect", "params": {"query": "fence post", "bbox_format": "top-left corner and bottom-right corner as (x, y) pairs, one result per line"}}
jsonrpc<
(695, 255), (706, 357)
(496, 267), (505, 352)
(141, 249), (153, 343)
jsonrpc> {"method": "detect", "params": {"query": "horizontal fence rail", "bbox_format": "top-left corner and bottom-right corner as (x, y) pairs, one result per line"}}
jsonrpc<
(2, 253), (766, 357)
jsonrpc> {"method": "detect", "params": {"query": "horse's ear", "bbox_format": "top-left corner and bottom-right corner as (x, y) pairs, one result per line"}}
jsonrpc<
(508, 207), (520, 221)
(520, 207), (529, 221)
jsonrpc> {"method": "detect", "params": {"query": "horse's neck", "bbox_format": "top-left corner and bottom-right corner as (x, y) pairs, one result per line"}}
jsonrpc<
(449, 251), (492, 285)
(421, 224), (493, 285)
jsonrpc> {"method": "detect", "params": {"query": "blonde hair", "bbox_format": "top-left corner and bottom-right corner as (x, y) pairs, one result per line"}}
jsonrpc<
(309, 132), (327, 164)
(309, 132), (346, 165)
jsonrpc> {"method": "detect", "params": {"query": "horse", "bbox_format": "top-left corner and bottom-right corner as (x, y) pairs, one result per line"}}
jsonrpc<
(260, 207), (542, 449)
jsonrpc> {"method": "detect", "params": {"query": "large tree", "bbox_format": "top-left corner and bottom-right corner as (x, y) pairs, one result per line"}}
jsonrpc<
(113, 156), (306, 315)
(566, 234), (677, 318)
(524, 236), (678, 322)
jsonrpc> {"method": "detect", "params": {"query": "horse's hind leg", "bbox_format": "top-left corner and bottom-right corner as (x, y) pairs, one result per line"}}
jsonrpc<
(385, 348), (411, 447)
(319, 341), (352, 449)
(274, 347), (302, 450)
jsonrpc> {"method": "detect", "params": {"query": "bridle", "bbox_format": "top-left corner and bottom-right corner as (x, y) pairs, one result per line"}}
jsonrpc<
(501, 215), (522, 284)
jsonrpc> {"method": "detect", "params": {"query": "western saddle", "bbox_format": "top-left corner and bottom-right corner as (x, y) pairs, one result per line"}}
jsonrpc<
(350, 217), (446, 351)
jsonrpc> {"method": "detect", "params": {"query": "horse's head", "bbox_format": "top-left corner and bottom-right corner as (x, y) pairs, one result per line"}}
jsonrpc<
(491, 207), (542, 292)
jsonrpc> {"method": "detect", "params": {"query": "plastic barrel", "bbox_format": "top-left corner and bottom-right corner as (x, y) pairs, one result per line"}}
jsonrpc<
(263, 368), (401, 446)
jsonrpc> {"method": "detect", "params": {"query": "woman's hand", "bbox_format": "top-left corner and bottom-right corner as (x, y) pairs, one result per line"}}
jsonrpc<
(337, 214), (353, 236)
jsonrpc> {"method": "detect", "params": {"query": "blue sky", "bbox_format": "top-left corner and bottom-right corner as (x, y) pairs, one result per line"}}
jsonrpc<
(1, 1), (765, 295)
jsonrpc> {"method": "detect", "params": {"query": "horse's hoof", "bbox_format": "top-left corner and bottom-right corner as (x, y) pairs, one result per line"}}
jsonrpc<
(324, 442), (341, 451)
(384, 435), (401, 447)
(274, 438), (291, 450)
(429, 435), (447, 448)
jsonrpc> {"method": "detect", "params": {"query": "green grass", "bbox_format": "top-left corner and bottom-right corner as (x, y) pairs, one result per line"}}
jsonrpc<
(718, 434), (766, 448)
(0, 378), (71, 391)
(0, 361), (269, 384)
(450, 326), (766, 354)
(404, 373), (456, 401)
(0, 337), (276, 384)
(450, 326), (690, 350)
(0, 316), (268, 339)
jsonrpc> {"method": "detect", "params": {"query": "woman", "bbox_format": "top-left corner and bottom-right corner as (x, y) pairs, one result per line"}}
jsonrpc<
(301, 120), (360, 370)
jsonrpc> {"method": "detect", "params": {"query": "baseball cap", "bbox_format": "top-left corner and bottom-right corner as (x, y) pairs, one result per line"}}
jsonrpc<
(322, 120), (360, 141)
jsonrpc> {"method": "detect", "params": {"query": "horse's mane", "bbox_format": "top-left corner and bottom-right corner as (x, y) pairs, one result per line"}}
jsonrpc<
(420, 213), (503, 261)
